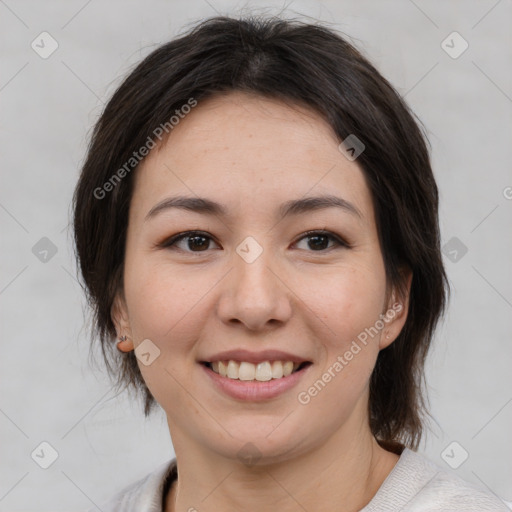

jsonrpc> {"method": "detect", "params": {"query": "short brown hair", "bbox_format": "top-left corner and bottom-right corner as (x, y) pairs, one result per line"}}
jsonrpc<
(73, 15), (449, 450)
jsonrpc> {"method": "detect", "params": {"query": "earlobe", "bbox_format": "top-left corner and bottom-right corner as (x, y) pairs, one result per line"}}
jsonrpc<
(116, 335), (134, 353)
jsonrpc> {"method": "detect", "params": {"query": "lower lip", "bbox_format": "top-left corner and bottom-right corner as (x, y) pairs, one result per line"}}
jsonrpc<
(201, 363), (311, 401)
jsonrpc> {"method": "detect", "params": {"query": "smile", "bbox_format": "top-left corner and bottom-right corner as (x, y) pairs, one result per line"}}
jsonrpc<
(203, 360), (311, 381)
(201, 359), (313, 401)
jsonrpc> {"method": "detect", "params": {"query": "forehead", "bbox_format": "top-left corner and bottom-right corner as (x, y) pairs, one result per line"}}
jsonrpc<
(131, 91), (374, 223)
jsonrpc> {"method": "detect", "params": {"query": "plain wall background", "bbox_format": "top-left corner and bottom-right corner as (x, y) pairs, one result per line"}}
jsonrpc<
(1, 1), (511, 510)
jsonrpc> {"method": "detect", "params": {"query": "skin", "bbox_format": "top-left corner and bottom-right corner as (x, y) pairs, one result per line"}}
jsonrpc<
(112, 91), (412, 512)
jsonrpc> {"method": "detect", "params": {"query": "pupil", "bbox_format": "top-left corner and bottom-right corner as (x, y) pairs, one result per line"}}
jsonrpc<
(309, 235), (328, 250)
(189, 236), (208, 251)
(185, 234), (329, 251)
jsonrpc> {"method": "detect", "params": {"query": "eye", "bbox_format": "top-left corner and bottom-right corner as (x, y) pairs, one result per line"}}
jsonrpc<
(159, 229), (349, 254)
(293, 230), (349, 252)
(160, 230), (220, 253)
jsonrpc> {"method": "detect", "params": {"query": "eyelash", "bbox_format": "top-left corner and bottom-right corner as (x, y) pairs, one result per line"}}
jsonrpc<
(158, 229), (350, 254)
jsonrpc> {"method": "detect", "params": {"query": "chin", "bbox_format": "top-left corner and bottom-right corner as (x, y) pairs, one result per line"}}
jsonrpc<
(203, 421), (312, 466)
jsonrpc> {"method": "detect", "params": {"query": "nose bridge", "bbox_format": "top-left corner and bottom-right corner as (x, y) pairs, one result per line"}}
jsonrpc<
(217, 235), (292, 330)
(234, 235), (280, 304)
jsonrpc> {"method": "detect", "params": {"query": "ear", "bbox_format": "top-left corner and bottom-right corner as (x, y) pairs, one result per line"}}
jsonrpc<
(111, 290), (134, 351)
(379, 269), (413, 350)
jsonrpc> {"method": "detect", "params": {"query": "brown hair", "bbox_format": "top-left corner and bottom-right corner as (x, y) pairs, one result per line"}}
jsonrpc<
(72, 15), (448, 450)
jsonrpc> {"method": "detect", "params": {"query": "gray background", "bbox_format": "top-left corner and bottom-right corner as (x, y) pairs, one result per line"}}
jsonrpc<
(1, 0), (511, 510)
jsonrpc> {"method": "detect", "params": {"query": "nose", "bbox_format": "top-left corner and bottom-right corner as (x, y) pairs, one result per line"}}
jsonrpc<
(216, 246), (293, 332)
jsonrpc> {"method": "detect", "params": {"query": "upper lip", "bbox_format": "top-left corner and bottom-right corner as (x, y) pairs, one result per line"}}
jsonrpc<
(201, 349), (310, 364)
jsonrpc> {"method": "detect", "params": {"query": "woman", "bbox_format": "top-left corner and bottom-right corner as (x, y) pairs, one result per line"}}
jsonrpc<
(73, 15), (508, 512)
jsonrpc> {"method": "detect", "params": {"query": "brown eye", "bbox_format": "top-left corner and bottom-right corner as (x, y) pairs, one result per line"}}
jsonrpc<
(184, 235), (210, 251)
(294, 230), (348, 251)
(161, 231), (220, 253)
(159, 229), (349, 254)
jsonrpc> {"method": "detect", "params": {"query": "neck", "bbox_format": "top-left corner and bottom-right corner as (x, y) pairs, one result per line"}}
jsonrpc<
(164, 420), (400, 512)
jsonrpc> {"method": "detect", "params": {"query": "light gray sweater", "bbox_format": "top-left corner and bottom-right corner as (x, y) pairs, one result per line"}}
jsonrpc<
(86, 448), (510, 511)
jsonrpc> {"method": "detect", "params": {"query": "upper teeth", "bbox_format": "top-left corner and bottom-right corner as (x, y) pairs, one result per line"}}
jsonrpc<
(210, 360), (301, 381)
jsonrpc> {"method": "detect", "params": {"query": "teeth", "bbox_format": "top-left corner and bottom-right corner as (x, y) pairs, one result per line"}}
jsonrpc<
(227, 360), (239, 379)
(239, 361), (255, 380)
(208, 360), (304, 381)
(255, 361), (272, 381)
(283, 361), (294, 377)
(271, 361), (283, 379)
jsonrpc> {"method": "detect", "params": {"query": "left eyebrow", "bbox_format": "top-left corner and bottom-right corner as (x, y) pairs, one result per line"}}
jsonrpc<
(144, 194), (362, 222)
(278, 194), (362, 220)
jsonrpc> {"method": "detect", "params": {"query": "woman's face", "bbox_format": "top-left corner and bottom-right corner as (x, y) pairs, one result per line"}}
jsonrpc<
(113, 91), (409, 463)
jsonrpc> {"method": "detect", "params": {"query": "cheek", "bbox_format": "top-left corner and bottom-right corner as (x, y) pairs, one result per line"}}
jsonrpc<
(289, 266), (387, 434)
(123, 253), (203, 351)
(304, 264), (386, 339)
(299, 264), (386, 389)
(123, 257), (206, 405)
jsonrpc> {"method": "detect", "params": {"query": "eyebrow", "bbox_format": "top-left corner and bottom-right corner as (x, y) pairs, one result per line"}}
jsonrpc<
(145, 194), (362, 222)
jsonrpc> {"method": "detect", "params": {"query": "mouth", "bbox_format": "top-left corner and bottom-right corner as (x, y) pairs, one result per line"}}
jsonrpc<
(200, 358), (313, 401)
(200, 360), (312, 382)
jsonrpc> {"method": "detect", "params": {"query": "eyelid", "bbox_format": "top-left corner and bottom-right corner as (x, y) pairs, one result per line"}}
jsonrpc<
(157, 229), (351, 252)
(155, 230), (219, 250)
(294, 229), (351, 249)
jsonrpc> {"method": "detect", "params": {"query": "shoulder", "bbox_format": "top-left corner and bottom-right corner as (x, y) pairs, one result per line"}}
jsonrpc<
(83, 459), (177, 512)
(414, 467), (510, 511)
(363, 448), (510, 512)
